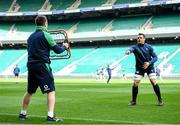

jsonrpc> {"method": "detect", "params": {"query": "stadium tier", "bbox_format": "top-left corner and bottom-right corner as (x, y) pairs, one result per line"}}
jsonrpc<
(48, 20), (77, 31)
(50, 0), (75, 10)
(0, 45), (179, 76)
(113, 16), (149, 30)
(72, 47), (126, 74)
(152, 14), (180, 28)
(76, 18), (112, 32)
(0, 22), (14, 31)
(166, 49), (180, 74)
(0, 14), (180, 40)
(0, 0), (170, 13)
(17, 0), (44, 11)
(14, 22), (34, 32)
(0, 0), (12, 12)
(0, 50), (26, 74)
(50, 48), (95, 73)
(0, 14), (179, 40)
(79, 0), (107, 8)
(115, 0), (141, 4)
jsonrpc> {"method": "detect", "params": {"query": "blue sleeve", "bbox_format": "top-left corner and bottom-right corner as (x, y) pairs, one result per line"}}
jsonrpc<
(51, 44), (66, 54)
(149, 46), (158, 65)
(128, 45), (135, 53)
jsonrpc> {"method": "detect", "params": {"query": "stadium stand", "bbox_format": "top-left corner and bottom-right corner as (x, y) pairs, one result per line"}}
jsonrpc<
(0, 0), (180, 78)
(52, 48), (95, 75)
(115, 0), (141, 4)
(1, 14), (180, 38)
(168, 49), (180, 74)
(76, 18), (113, 32)
(50, 0), (75, 10)
(48, 20), (77, 31)
(0, 22), (14, 31)
(16, 0), (45, 11)
(14, 22), (34, 32)
(112, 16), (149, 30)
(79, 0), (107, 8)
(1, 45), (179, 76)
(0, 0), (12, 12)
(152, 14), (180, 28)
(0, 50), (26, 74)
(72, 47), (125, 74)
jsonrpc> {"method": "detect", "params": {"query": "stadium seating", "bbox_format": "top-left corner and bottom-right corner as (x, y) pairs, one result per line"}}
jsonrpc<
(14, 22), (34, 32)
(72, 47), (126, 74)
(76, 18), (112, 32)
(0, 45), (179, 75)
(0, 0), (12, 12)
(0, 50), (26, 73)
(1, 14), (180, 35)
(115, 0), (141, 4)
(164, 48), (180, 74)
(50, 48), (95, 73)
(50, 0), (75, 10)
(152, 14), (180, 28)
(0, 21), (76, 34)
(48, 21), (77, 31)
(79, 0), (107, 8)
(17, 0), (45, 11)
(0, 22), (14, 31)
(112, 16), (149, 30)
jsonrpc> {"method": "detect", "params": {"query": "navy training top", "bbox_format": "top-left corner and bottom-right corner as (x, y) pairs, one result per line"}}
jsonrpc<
(128, 43), (157, 69)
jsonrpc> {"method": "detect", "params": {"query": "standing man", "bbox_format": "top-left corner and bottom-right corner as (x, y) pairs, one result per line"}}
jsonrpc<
(125, 33), (163, 106)
(18, 15), (69, 122)
(13, 64), (20, 83)
(106, 65), (112, 84)
(106, 64), (117, 84)
(106, 65), (113, 84)
(156, 66), (163, 81)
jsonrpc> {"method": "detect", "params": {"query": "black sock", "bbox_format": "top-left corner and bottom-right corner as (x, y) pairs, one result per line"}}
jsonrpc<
(132, 86), (138, 102)
(153, 84), (162, 101)
(107, 78), (110, 83)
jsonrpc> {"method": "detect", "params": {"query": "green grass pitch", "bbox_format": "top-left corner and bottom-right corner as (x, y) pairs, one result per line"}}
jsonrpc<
(0, 78), (180, 124)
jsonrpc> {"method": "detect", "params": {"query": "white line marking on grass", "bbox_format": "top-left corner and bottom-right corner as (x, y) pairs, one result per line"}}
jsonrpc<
(0, 112), (151, 124)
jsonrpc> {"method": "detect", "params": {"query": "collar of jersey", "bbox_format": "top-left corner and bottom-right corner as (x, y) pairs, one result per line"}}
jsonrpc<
(36, 26), (48, 32)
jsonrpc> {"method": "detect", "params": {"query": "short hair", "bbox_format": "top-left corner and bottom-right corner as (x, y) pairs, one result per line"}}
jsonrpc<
(138, 33), (146, 38)
(35, 15), (47, 26)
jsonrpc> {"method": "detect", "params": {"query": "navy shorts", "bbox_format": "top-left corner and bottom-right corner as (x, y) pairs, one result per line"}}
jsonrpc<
(14, 73), (19, 76)
(135, 66), (155, 76)
(27, 63), (55, 94)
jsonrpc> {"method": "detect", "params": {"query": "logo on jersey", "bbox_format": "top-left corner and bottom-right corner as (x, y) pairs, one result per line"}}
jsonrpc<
(44, 85), (50, 91)
(151, 69), (155, 73)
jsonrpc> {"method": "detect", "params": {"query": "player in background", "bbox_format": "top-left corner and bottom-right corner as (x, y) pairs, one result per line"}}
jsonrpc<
(122, 69), (127, 80)
(125, 33), (163, 106)
(13, 64), (20, 83)
(156, 66), (163, 81)
(96, 66), (106, 82)
(18, 15), (69, 122)
(106, 64), (116, 84)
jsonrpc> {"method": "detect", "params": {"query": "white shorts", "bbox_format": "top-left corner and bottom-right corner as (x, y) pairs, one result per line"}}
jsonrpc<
(134, 73), (156, 80)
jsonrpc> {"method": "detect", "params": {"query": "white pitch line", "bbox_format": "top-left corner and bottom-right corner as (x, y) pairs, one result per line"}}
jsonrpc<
(0, 112), (150, 124)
